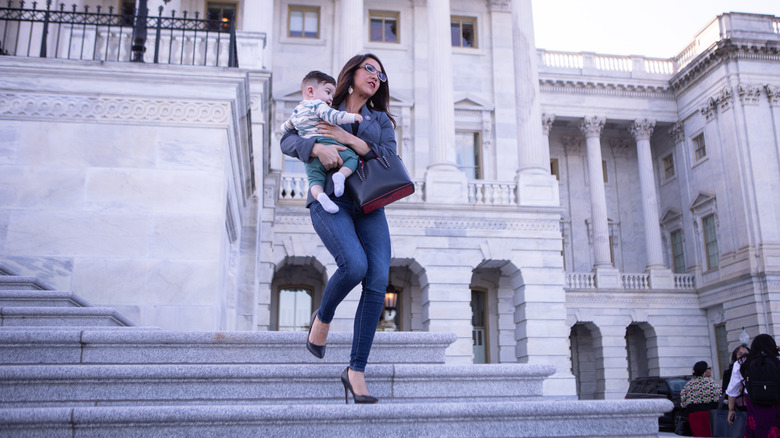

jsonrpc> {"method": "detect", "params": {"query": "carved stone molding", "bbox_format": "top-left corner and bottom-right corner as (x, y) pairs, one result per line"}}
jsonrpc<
(566, 292), (699, 306)
(539, 79), (675, 99)
(717, 86), (733, 112)
(489, 0), (511, 12)
(668, 122), (685, 144)
(275, 214), (561, 232)
(562, 136), (582, 156)
(700, 98), (717, 121)
(628, 118), (656, 141)
(0, 92), (231, 126)
(609, 138), (630, 157)
(580, 116), (605, 138)
(541, 113), (555, 136)
(738, 83), (762, 106)
(766, 84), (780, 107)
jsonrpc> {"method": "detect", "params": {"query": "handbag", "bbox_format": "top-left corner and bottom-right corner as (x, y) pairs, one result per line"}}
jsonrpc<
(345, 153), (414, 213)
(709, 407), (746, 438)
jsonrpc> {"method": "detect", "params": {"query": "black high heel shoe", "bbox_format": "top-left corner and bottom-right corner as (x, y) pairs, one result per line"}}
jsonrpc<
(340, 367), (378, 404)
(306, 311), (325, 359)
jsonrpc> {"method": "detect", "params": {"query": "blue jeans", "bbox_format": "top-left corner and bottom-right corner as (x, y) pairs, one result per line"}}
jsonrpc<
(310, 195), (390, 372)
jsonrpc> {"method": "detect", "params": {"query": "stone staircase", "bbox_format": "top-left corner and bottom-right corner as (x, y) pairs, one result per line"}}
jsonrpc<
(0, 267), (672, 437)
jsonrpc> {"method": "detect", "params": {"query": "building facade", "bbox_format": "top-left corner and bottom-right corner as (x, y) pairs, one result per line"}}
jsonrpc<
(1, 0), (779, 399)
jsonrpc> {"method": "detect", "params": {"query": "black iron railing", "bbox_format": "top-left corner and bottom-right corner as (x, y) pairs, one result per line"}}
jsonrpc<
(0, 0), (238, 67)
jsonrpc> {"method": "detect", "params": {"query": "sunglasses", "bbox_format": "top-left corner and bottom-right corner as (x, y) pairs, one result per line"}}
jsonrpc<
(360, 63), (387, 82)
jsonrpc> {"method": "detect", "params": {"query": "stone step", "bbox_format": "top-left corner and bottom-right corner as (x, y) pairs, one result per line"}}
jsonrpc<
(0, 329), (454, 365)
(0, 290), (91, 308)
(0, 399), (673, 437)
(0, 276), (52, 290)
(0, 307), (134, 327)
(0, 363), (552, 407)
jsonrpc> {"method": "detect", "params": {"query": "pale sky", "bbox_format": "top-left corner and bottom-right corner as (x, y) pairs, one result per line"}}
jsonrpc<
(532, 0), (780, 58)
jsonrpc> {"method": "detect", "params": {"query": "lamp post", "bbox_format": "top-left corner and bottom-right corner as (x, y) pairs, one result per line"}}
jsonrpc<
(380, 284), (399, 331)
(130, 0), (149, 62)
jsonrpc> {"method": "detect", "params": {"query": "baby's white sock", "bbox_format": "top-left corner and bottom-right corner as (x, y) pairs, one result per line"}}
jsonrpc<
(317, 193), (339, 213)
(332, 172), (346, 197)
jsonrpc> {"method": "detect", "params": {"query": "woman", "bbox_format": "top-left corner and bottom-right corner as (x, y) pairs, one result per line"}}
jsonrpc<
(680, 361), (722, 437)
(727, 334), (780, 437)
(280, 53), (396, 404)
(722, 345), (750, 407)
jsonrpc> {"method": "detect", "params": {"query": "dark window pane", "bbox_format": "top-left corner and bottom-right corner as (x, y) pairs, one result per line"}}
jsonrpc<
(462, 22), (474, 47)
(370, 18), (383, 41)
(451, 22), (461, 46)
(385, 19), (397, 42)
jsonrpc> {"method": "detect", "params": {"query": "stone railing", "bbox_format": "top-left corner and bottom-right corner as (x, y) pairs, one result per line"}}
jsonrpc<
(468, 181), (517, 206)
(566, 273), (596, 289)
(674, 274), (696, 290)
(540, 13), (780, 78)
(538, 49), (674, 78)
(279, 174), (307, 201)
(565, 272), (696, 291)
(622, 273), (650, 290)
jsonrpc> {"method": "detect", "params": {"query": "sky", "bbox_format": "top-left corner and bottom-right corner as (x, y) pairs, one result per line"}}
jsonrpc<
(532, 0), (780, 58)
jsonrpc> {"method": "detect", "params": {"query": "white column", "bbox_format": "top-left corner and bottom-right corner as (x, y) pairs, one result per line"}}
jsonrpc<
(580, 116), (612, 268)
(339, 0), (364, 70)
(629, 119), (665, 268)
(630, 119), (673, 288)
(423, 0), (467, 203)
(509, 0), (558, 206)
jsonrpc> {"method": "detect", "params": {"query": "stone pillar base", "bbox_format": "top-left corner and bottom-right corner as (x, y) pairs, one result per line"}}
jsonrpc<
(424, 166), (468, 204)
(648, 267), (674, 289)
(515, 169), (559, 207)
(594, 266), (621, 289)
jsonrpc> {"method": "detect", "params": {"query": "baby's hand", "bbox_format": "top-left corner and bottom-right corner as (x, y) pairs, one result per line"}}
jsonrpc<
(354, 114), (363, 123)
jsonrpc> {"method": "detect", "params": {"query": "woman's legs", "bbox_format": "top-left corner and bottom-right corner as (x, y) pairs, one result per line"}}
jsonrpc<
(309, 198), (368, 325)
(350, 207), (391, 372)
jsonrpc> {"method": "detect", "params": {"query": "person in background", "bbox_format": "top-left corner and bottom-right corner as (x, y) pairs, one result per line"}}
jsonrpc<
(680, 360), (722, 437)
(727, 334), (780, 437)
(722, 345), (750, 409)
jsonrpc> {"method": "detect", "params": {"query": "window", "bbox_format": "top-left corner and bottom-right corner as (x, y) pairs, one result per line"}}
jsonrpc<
(715, 323), (729, 376)
(455, 131), (482, 179)
(369, 11), (399, 43)
(670, 229), (685, 273)
(609, 235), (615, 265)
(663, 153), (675, 179)
(602, 160), (608, 183)
(288, 5), (320, 38)
(471, 290), (486, 364)
(550, 158), (559, 180)
(693, 133), (707, 161)
(207, 2), (237, 31)
(283, 156), (305, 174)
(703, 214), (719, 270)
(278, 287), (312, 331)
(451, 16), (477, 48)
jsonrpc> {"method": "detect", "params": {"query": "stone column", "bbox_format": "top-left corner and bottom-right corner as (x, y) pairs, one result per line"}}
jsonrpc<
(423, 0), (467, 203)
(240, 0), (274, 69)
(580, 116), (619, 287)
(630, 119), (673, 288)
(509, 0), (558, 206)
(339, 0), (364, 69)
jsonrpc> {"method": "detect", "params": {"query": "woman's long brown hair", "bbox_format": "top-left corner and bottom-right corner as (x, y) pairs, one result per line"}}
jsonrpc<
(332, 53), (396, 128)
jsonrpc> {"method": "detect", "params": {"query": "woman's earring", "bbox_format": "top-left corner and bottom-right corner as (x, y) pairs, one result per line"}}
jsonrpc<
(348, 86), (353, 95)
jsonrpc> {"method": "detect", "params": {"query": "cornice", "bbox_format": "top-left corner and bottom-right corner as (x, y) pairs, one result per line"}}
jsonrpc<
(539, 78), (675, 100)
(671, 39), (780, 91)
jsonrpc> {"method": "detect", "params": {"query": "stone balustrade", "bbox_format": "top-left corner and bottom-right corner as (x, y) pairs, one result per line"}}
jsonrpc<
(566, 272), (695, 291)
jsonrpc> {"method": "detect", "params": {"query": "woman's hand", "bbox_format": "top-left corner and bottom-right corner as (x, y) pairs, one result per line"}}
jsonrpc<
(728, 409), (736, 425)
(317, 122), (371, 156)
(311, 142), (345, 170)
(317, 122), (354, 146)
